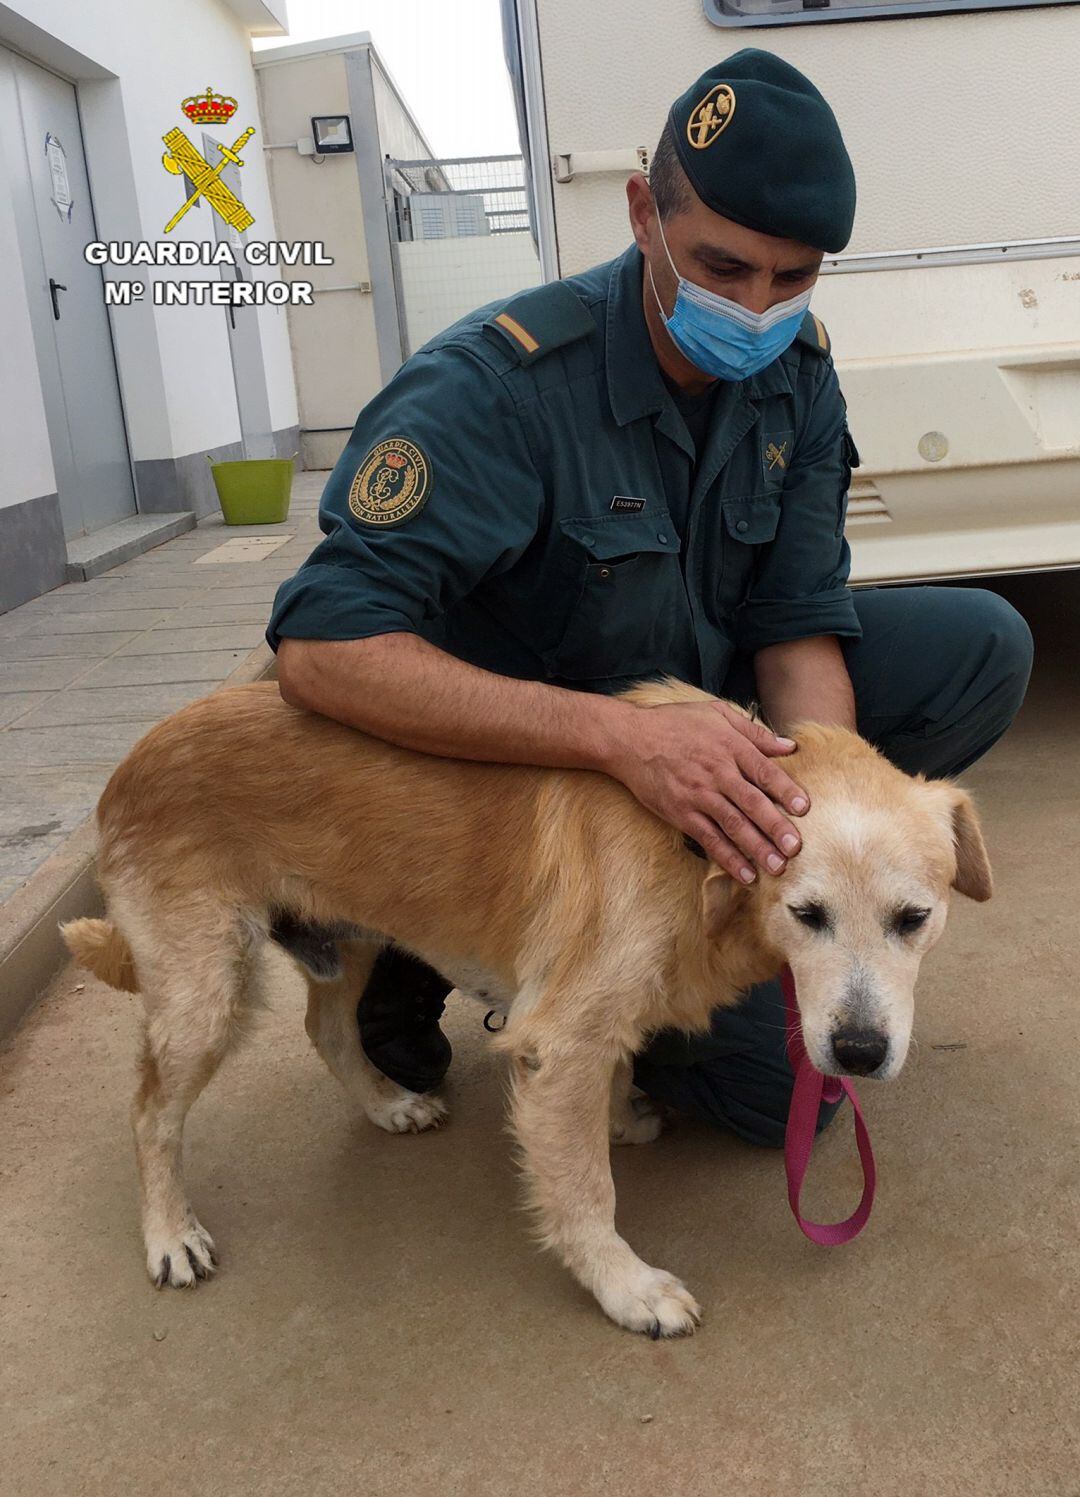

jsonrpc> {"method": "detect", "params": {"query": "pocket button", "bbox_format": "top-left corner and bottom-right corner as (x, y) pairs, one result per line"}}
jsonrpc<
(599, 566), (611, 579)
(735, 519), (749, 534)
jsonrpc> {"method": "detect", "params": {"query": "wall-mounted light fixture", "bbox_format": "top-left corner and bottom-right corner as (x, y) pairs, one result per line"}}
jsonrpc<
(310, 115), (354, 154)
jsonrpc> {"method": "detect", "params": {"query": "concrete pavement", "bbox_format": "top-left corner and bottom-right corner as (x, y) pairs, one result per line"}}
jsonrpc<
(0, 471), (325, 903)
(1, 572), (1078, 1494)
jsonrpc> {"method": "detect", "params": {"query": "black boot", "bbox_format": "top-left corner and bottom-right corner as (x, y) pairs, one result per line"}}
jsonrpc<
(357, 945), (453, 1094)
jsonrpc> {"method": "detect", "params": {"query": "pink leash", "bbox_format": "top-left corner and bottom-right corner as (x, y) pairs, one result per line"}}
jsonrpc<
(781, 965), (877, 1245)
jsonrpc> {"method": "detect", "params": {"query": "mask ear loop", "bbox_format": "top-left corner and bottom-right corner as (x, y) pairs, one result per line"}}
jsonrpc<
(654, 207), (680, 280)
(647, 207), (681, 324)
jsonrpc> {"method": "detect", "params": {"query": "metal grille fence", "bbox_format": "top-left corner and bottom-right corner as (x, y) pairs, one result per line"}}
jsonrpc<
(388, 154), (531, 238)
(387, 155), (541, 355)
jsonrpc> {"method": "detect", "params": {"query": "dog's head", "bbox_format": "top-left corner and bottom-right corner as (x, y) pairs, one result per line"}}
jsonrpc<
(704, 724), (992, 1081)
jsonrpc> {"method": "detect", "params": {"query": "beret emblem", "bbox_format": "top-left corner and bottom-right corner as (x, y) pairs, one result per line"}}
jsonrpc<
(348, 438), (431, 527)
(687, 83), (736, 150)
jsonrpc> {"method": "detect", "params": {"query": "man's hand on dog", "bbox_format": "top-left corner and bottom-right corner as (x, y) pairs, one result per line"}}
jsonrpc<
(605, 701), (808, 883)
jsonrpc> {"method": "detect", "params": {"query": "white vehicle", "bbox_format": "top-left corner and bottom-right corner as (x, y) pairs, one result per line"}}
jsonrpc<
(505, 0), (1080, 582)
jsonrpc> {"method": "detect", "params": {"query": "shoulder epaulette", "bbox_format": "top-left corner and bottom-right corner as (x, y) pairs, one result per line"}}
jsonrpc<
(795, 309), (831, 357)
(483, 280), (595, 366)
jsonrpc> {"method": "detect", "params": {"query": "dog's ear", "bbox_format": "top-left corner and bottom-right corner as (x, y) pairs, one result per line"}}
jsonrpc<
(948, 788), (993, 902)
(701, 867), (737, 936)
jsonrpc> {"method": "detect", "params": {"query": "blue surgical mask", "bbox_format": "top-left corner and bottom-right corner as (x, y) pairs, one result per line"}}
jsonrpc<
(649, 211), (814, 382)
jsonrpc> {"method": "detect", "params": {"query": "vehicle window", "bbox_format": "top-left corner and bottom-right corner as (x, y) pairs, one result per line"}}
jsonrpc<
(704, 0), (1078, 27)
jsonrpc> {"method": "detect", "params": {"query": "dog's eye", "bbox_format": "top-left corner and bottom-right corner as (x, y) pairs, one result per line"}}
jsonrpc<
(893, 906), (931, 936)
(790, 902), (830, 932)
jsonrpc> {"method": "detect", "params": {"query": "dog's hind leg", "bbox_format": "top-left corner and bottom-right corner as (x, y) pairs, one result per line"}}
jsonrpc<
(303, 939), (447, 1135)
(509, 1027), (699, 1337)
(128, 910), (256, 1288)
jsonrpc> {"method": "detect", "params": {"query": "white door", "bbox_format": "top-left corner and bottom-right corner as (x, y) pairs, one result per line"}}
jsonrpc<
(7, 49), (136, 538)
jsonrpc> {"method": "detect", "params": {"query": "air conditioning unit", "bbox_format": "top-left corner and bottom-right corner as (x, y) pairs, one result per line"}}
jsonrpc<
(409, 192), (490, 240)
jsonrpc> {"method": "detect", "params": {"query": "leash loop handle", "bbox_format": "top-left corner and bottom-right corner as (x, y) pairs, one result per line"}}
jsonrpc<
(781, 966), (877, 1246)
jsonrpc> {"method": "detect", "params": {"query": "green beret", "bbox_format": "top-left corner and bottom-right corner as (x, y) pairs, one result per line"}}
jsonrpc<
(668, 49), (856, 253)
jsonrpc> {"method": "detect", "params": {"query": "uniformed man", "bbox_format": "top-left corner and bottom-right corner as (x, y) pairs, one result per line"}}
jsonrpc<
(268, 51), (1032, 1144)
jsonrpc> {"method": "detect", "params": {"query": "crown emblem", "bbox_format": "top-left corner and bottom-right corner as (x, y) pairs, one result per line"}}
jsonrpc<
(181, 86), (238, 126)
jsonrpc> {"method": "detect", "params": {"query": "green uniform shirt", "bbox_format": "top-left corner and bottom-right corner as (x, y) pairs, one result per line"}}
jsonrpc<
(267, 244), (862, 693)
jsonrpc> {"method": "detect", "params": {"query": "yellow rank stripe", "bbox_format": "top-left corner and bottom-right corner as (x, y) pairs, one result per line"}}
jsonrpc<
(812, 314), (829, 352)
(494, 312), (540, 354)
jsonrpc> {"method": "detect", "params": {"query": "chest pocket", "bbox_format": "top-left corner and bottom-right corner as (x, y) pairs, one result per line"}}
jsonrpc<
(548, 508), (686, 681)
(716, 495), (782, 617)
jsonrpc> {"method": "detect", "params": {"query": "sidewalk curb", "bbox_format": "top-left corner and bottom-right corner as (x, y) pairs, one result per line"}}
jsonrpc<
(0, 643), (278, 1043)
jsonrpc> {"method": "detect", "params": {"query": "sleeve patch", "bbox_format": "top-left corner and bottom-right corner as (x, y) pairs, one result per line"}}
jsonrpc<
(347, 438), (432, 527)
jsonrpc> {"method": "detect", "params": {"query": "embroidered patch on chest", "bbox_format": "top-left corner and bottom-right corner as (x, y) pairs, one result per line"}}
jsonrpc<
(761, 430), (794, 483)
(348, 438), (431, 527)
(610, 495), (646, 513)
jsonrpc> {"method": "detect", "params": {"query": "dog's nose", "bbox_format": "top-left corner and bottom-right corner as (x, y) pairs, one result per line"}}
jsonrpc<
(830, 1026), (888, 1076)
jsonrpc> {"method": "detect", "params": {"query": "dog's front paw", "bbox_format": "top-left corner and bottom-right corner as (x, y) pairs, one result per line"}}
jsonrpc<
(611, 1093), (664, 1146)
(145, 1219), (217, 1289)
(366, 1089), (447, 1135)
(594, 1262), (701, 1338)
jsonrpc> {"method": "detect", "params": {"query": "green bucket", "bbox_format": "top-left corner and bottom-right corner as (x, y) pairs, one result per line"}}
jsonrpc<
(209, 456), (294, 525)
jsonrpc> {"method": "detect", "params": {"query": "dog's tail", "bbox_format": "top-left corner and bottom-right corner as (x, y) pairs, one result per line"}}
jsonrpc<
(60, 918), (138, 992)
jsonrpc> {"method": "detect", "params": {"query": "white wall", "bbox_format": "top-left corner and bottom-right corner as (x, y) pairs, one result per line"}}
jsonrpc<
(536, 0), (1080, 275)
(256, 35), (439, 469)
(256, 46), (379, 471)
(398, 232), (541, 353)
(370, 55), (430, 163)
(1, 0), (297, 473)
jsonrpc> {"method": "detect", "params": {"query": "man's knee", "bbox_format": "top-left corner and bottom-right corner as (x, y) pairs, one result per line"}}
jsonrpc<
(857, 586), (1033, 777)
(966, 588), (1034, 715)
(907, 587), (1032, 730)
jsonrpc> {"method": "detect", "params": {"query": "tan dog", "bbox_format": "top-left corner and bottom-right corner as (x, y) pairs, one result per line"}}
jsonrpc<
(62, 677), (991, 1336)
